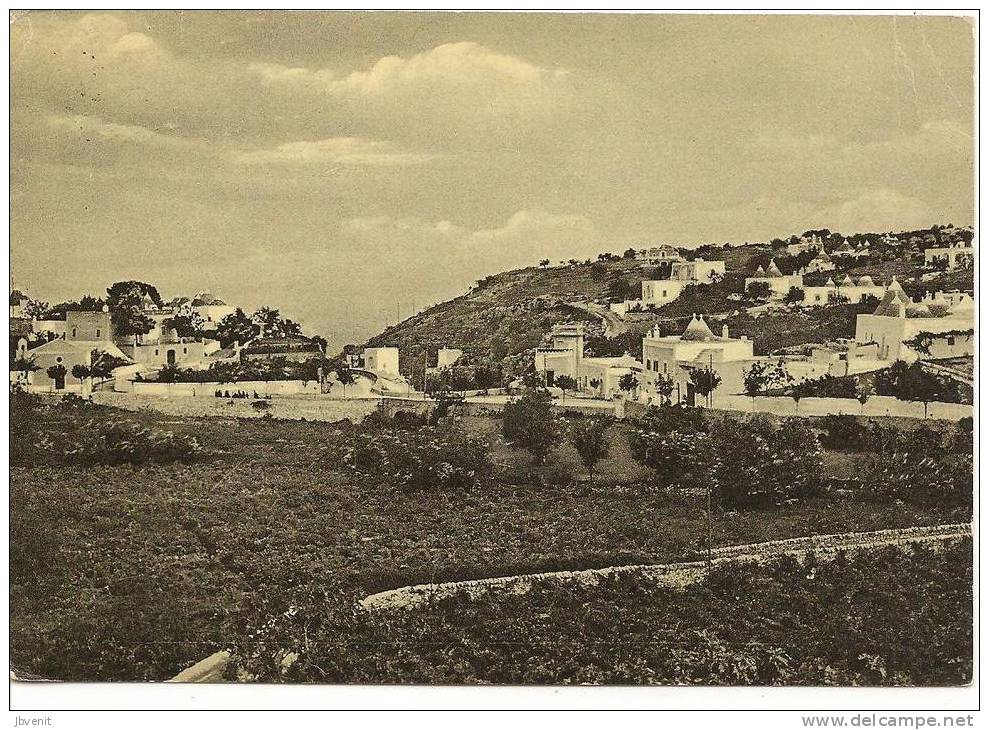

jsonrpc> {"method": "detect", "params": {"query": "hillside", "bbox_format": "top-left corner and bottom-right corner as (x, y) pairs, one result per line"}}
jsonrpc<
(362, 259), (647, 382)
(357, 227), (973, 383)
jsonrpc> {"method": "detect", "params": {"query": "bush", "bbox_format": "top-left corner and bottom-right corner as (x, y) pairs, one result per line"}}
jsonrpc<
(817, 414), (868, 452)
(864, 452), (972, 514)
(628, 428), (711, 490)
(630, 403), (709, 438)
(52, 418), (204, 466)
(709, 417), (824, 508)
(334, 427), (491, 492)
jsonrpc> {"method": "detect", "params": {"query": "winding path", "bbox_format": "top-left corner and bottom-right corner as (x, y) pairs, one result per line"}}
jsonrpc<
(568, 300), (628, 337)
(360, 522), (971, 612)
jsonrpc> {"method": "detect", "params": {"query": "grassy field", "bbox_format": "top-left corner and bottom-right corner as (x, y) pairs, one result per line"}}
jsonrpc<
(9, 397), (972, 682)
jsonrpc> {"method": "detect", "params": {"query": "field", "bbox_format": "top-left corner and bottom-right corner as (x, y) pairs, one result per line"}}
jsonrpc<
(9, 395), (973, 683)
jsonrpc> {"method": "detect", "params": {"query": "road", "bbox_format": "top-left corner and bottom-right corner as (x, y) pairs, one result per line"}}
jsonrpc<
(568, 300), (628, 337)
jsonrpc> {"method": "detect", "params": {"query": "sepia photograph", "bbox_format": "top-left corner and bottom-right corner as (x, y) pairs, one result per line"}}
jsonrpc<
(6, 7), (977, 717)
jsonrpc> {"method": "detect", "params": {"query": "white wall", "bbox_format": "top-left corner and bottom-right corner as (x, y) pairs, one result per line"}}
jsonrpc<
(131, 380), (320, 398)
(714, 393), (971, 421)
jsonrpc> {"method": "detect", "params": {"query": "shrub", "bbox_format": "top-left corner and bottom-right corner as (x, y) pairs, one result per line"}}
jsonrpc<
(334, 427), (491, 492)
(54, 418), (204, 466)
(709, 417), (823, 508)
(953, 416), (973, 455)
(628, 428), (712, 490)
(817, 414), (868, 452)
(864, 452), (972, 514)
(630, 403), (709, 438)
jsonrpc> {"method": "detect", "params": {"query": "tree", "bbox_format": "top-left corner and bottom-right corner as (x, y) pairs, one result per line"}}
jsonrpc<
(70, 363), (91, 386)
(539, 259), (550, 268)
(743, 360), (790, 408)
(11, 355), (39, 383)
(336, 366), (355, 395)
(654, 374), (675, 405)
(215, 308), (258, 348)
(746, 281), (773, 301)
(106, 281), (157, 347)
(473, 363), (499, 391)
(164, 312), (207, 339)
(502, 390), (560, 464)
(311, 336), (328, 354)
(783, 286), (804, 305)
(90, 350), (129, 383)
(46, 364), (67, 390)
(106, 281), (162, 310)
(618, 373), (638, 396)
(112, 308), (155, 348)
(570, 419), (610, 482)
(688, 368), (721, 407)
(622, 247), (637, 259)
(22, 299), (51, 320)
(876, 361), (959, 418)
(554, 374), (578, 402)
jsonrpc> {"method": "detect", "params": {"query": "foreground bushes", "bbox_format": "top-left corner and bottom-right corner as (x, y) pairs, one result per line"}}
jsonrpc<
(817, 414), (972, 455)
(230, 538), (972, 685)
(332, 426), (491, 491)
(41, 417), (204, 466)
(11, 391), (203, 466)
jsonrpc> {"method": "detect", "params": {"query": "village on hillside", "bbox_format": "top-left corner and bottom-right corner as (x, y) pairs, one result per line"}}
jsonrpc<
(10, 220), (975, 688)
(8, 10), (977, 704)
(12, 225), (971, 421)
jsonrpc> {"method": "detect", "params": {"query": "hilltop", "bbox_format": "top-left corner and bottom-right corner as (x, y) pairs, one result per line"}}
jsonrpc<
(356, 226), (973, 384)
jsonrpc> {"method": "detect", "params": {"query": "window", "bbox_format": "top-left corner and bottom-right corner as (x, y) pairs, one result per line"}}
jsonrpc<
(183, 347), (188, 354)
(947, 336), (956, 346)
(71, 328), (77, 338)
(55, 357), (62, 363)
(96, 329), (101, 338)
(155, 349), (159, 356)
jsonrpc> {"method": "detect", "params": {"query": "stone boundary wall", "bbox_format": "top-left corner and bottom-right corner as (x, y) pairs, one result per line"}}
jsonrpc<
(713, 394), (971, 421)
(360, 523), (971, 612)
(92, 391), (379, 423)
(127, 379), (320, 398)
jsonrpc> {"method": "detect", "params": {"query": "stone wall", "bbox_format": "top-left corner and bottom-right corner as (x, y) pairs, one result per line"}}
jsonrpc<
(92, 391), (379, 423)
(713, 394), (971, 421)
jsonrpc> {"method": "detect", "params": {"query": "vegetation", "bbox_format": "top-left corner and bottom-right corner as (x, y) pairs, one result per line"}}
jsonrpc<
(233, 539), (972, 685)
(569, 419), (611, 482)
(9, 394), (972, 682)
(149, 357), (326, 384)
(502, 390), (560, 464)
(875, 362), (962, 416)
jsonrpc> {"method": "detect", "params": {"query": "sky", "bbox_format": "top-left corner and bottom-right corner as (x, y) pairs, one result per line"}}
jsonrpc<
(10, 11), (975, 350)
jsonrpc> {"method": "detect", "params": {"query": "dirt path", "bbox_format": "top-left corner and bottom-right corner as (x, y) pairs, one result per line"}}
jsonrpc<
(568, 300), (628, 337)
(360, 522), (971, 612)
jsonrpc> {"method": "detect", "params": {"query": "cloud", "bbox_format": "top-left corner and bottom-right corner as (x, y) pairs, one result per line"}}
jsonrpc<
(250, 41), (564, 97)
(234, 137), (437, 167)
(45, 113), (197, 148)
(247, 41), (574, 141)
